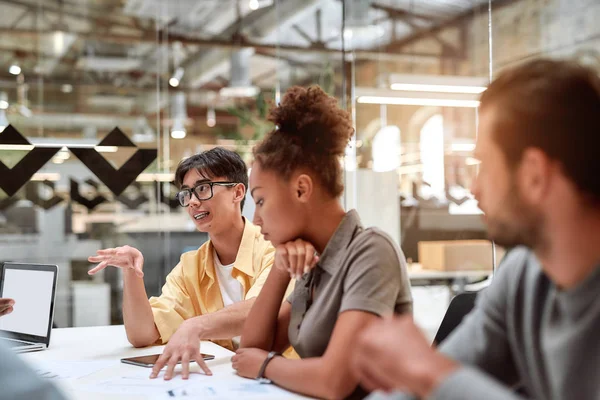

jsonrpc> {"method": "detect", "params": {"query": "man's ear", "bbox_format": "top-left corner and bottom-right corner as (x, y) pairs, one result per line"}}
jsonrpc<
(517, 148), (552, 204)
(233, 183), (246, 204)
(295, 174), (313, 203)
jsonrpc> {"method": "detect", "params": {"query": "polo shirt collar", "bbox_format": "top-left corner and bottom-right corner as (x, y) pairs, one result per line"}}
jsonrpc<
(317, 209), (362, 275)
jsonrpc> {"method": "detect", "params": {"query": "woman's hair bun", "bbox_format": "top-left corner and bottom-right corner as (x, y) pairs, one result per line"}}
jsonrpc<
(267, 86), (353, 155)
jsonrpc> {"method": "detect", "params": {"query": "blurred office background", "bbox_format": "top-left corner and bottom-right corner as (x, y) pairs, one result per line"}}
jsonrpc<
(0, 0), (597, 339)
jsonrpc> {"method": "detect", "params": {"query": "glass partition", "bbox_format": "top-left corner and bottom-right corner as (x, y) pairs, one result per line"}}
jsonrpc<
(346, 0), (493, 338)
(0, 0), (348, 328)
(1, 0), (587, 336)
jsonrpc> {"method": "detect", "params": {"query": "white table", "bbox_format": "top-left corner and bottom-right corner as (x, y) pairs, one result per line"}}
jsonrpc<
(409, 268), (491, 281)
(408, 266), (491, 298)
(20, 325), (310, 399)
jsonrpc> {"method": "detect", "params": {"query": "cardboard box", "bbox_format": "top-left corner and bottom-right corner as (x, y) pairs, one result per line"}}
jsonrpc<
(418, 240), (505, 271)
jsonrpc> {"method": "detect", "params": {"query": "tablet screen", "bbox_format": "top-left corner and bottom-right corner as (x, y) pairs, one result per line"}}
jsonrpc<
(0, 268), (54, 337)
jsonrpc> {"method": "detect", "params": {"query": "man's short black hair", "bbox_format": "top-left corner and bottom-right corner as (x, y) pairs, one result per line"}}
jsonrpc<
(174, 147), (248, 211)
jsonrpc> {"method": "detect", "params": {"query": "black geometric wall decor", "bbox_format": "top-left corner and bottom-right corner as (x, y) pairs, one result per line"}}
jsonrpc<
(69, 178), (108, 211)
(0, 125), (61, 196)
(116, 182), (149, 210)
(25, 180), (64, 210)
(68, 127), (157, 196)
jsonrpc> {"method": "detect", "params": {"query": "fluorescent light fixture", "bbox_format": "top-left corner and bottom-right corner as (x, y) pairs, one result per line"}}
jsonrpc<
(136, 173), (175, 182)
(9, 64), (21, 75)
(0, 141), (120, 152)
(355, 87), (481, 108)
(357, 96), (480, 108)
(0, 92), (8, 109)
(343, 25), (384, 41)
(76, 56), (141, 72)
(451, 143), (476, 152)
(31, 173), (60, 181)
(391, 83), (486, 94)
(94, 146), (118, 153)
(389, 74), (488, 94)
(0, 109), (8, 132)
(219, 86), (260, 98)
(0, 144), (34, 151)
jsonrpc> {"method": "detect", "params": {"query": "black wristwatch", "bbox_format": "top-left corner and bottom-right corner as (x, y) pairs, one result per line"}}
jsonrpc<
(256, 351), (280, 384)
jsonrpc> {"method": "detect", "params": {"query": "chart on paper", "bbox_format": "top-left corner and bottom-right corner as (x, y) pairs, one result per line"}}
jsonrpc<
(158, 380), (295, 398)
(34, 360), (115, 380)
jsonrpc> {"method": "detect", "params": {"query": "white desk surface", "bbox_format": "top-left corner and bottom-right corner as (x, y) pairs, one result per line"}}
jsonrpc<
(408, 265), (491, 280)
(20, 325), (311, 400)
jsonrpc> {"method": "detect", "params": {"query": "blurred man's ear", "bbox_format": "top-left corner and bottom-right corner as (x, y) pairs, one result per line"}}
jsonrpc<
(518, 148), (553, 204)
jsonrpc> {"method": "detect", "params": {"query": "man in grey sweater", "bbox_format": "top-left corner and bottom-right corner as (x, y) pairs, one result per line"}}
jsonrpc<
(353, 58), (600, 400)
(0, 341), (66, 400)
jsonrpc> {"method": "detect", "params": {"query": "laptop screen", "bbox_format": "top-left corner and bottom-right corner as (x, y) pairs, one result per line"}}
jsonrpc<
(0, 264), (57, 341)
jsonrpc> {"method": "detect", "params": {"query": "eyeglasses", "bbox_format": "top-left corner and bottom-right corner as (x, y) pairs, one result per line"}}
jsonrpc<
(175, 181), (238, 207)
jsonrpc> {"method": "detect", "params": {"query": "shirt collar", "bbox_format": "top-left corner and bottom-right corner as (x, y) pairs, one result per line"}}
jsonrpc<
(203, 217), (258, 281)
(317, 209), (362, 275)
(232, 217), (259, 277)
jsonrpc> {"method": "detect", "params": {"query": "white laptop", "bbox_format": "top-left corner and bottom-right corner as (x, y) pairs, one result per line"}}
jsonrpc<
(0, 262), (58, 353)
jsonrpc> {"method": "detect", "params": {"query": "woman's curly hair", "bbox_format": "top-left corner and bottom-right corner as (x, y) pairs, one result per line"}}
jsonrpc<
(253, 86), (354, 198)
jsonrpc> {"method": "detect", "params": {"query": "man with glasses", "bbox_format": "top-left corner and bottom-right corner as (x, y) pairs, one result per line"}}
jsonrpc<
(88, 147), (282, 380)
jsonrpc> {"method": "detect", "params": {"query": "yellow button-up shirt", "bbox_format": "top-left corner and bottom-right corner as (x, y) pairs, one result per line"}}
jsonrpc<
(149, 219), (275, 350)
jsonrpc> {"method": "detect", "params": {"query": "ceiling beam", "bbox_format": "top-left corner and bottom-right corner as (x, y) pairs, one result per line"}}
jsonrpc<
(371, 3), (459, 56)
(382, 0), (521, 54)
(291, 24), (315, 45)
(0, 0), (147, 33)
(9, 7), (31, 29)
(254, 48), (323, 70)
(0, 28), (454, 62)
(371, 3), (439, 23)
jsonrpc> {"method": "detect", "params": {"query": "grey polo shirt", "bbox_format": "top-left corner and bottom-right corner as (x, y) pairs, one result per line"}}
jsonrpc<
(287, 210), (413, 399)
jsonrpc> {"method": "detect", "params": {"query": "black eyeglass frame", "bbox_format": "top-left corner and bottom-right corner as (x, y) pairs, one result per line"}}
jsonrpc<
(176, 181), (238, 207)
